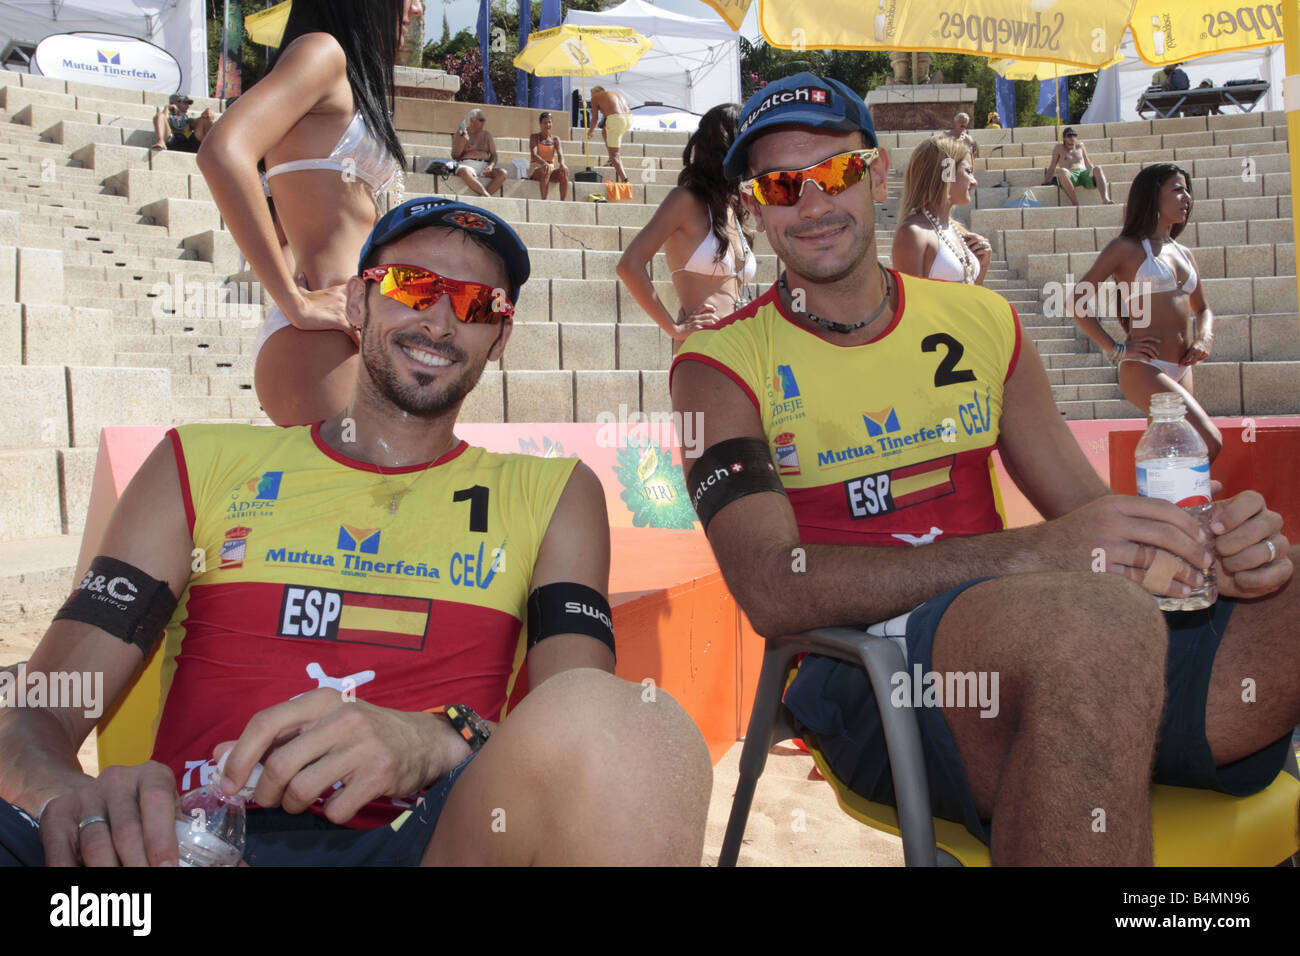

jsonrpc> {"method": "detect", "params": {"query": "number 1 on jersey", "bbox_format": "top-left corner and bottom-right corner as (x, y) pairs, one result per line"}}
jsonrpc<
(453, 485), (490, 533)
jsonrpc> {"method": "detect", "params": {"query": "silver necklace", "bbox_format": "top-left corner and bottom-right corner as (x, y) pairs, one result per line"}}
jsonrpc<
(779, 265), (894, 334)
(921, 208), (975, 283)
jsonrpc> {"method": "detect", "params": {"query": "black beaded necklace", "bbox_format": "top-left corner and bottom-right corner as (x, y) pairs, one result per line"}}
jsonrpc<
(779, 265), (894, 334)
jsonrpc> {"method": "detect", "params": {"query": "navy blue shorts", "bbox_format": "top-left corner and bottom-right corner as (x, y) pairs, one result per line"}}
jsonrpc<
(784, 579), (1295, 846)
(0, 750), (478, 867)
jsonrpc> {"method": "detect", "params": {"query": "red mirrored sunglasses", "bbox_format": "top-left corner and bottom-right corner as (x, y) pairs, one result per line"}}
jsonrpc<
(360, 264), (513, 323)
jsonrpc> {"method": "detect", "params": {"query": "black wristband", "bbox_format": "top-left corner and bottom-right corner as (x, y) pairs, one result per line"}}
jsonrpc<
(686, 436), (787, 531)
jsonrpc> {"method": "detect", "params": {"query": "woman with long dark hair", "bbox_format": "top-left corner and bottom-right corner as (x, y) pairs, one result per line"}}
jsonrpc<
(1067, 162), (1220, 459)
(198, 0), (420, 426)
(616, 104), (755, 348)
(891, 135), (991, 285)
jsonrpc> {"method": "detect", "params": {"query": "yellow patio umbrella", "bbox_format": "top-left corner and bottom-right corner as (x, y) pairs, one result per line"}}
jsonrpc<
(245, 0), (292, 49)
(513, 25), (654, 169)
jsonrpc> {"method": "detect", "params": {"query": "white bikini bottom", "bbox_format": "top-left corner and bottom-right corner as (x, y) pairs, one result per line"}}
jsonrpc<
(1121, 356), (1188, 383)
(254, 303), (292, 357)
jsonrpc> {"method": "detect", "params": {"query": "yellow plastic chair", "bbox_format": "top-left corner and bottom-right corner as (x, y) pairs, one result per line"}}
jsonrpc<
(720, 628), (1300, 867)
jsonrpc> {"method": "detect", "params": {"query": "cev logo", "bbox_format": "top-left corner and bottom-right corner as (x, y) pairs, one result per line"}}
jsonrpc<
(449, 541), (504, 589)
(958, 388), (992, 436)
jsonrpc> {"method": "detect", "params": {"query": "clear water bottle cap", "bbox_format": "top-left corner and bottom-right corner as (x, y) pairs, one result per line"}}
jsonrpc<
(1149, 391), (1185, 417)
(214, 750), (263, 801)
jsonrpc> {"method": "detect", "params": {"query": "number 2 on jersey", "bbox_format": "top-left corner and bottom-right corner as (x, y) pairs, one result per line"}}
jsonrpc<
(922, 333), (977, 387)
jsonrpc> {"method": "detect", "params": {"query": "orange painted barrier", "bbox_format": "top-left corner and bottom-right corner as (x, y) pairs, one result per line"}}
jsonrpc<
(83, 417), (1300, 769)
(1109, 422), (1300, 540)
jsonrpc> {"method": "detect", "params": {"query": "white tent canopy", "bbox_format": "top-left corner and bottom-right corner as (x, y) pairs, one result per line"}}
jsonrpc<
(562, 0), (740, 117)
(0, 0), (207, 96)
(1082, 31), (1283, 125)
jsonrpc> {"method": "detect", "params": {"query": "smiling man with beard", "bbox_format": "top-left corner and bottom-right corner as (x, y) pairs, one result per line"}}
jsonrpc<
(0, 198), (712, 867)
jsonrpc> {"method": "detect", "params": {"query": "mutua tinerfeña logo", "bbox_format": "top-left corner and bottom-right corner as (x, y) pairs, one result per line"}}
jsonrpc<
(335, 523), (441, 580)
(61, 48), (157, 80)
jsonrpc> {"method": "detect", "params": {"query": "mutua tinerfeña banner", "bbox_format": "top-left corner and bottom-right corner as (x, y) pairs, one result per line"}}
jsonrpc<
(34, 32), (181, 93)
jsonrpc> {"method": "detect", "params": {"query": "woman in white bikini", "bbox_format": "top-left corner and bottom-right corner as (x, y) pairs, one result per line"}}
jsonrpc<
(891, 135), (992, 285)
(198, 0), (420, 426)
(1068, 162), (1220, 459)
(616, 104), (755, 350)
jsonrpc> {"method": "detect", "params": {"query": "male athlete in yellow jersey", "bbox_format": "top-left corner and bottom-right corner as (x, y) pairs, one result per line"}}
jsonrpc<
(0, 198), (710, 867)
(670, 74), (1299, 866)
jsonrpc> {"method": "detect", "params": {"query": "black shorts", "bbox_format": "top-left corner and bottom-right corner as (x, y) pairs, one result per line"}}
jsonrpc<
(0, 750), (477, 867)
(783, 579), (1295, 845)
(166, 134), (200, 153)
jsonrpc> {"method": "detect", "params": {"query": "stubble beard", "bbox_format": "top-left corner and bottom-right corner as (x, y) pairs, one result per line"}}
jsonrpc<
(772, 210), (876, 285)
(358, 298), (487, 418)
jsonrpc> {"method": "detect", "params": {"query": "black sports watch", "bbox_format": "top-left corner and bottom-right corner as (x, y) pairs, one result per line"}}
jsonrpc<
(427, 704), (492, 752)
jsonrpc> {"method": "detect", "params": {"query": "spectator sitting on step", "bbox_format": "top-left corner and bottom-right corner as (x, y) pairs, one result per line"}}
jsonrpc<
(616, 104), (754, 349)
(152, 94), (214, 153)
(947, 112), (978, 159)
(892, 135), (991, 286)
(527, 112), (569, 201)
(1043, 127), (1114, 206)
(452, 109), (507, 198)
(986, 111), (1002, 129)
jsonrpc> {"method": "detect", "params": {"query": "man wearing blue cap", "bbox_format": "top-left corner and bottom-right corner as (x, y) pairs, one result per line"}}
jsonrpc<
(672, 74), (1297, 865)
(0, 197), (712, 867)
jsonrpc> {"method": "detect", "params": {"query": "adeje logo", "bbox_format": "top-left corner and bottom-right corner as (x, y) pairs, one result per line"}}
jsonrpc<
(863, 407), (901, 437)
(249, 471), (282, 499)
(337, 524), (381, 554)
(220, 526), (252, 569)
(97, 50), (120, 65)
(775, 364), (800, 399)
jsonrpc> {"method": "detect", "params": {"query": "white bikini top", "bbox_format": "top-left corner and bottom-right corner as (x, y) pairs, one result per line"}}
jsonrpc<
(1132, 237), (1198, 298)
(261, 112), (403, 199)
(927, 226), (975, 283)
(671, 207), (757, 284)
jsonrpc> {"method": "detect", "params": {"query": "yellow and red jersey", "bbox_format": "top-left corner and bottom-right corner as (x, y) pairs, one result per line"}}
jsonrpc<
(155, 422), (575, 827)
(670, 270), (1021, 547)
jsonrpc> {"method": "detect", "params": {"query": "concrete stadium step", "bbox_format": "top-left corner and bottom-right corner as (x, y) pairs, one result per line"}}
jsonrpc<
(0, 533), (81, 624)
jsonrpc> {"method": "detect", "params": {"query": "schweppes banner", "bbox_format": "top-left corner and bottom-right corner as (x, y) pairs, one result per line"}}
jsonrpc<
(705, 1), (1294, 69)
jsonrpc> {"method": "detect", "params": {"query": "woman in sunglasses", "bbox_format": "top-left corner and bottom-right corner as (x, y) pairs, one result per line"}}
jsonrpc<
(891, 135), (991, 286)
(616, 104), (755, 348)
(198, 0), (420, 426)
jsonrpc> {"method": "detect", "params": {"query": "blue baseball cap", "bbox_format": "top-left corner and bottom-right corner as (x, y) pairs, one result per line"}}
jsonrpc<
(357, 197), (530, 305)
(724, 73), (877, 178)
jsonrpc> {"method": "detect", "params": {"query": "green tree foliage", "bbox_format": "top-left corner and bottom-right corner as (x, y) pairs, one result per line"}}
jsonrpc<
(205, 0), (270, 95)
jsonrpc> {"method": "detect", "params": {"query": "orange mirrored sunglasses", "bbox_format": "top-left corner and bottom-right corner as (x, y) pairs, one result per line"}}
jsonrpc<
(361, 264), (512, 323)
(740, 148), (879, 206)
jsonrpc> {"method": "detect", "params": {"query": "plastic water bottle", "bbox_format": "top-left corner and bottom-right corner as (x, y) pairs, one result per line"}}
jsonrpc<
(1135, 391), (1216, 611)
(174, 752), (262, 867)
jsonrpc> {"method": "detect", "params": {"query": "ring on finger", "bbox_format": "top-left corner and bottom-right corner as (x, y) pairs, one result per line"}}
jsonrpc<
(1263, 537), (1277, 563)
(77, 815), (108, 833)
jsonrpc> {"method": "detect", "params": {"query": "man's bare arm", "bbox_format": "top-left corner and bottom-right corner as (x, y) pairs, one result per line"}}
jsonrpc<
(526, 463), (615, 688)
(671, 357), (1215, 637)
(0, 437), (194, 864)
